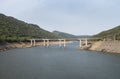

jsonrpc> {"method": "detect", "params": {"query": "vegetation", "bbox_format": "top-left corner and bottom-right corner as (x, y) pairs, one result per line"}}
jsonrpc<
(0, 13), (59, 42)
(94, 25), (120, 40)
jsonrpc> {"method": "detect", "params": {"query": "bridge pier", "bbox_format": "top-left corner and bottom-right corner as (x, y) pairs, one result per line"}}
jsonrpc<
(59, 39), (62, 47)
(31, 39), (33, 46)
(46, 39), (49, 47)
(30, 39), (36, 46)
(79, 39), (82, 47)
(79, 39), (88, 47)
(43, 39), (49, 47)
(85, 39), (88, 46)
(64, 39), (66, 48)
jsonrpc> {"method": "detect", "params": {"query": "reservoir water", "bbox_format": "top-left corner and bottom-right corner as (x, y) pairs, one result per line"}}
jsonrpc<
(0, 42), (120, 79)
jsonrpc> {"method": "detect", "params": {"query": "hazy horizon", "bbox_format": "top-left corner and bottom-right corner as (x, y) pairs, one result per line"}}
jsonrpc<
(0, 0), (120, 35)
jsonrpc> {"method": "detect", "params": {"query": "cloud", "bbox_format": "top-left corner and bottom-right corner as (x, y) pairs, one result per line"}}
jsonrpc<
(0, 0), (120, 35)
(0, 0), (40, 15)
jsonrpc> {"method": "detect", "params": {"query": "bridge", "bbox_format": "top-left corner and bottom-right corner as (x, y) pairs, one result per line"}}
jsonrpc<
(29, 38), (101, 48)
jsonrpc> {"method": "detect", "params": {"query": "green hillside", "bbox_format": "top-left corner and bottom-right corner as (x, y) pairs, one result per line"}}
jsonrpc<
(0, 14), (58, 42)
(94, 25), (120, 40)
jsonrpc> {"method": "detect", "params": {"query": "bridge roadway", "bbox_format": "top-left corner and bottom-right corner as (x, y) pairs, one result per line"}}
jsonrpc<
(29, 38), (101, 48)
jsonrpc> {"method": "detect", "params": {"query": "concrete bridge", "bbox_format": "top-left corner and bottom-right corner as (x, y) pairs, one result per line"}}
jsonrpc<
(29, 38), (101, 48)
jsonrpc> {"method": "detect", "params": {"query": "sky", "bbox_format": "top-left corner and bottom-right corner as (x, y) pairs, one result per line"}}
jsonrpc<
(0, 0), (120, 35)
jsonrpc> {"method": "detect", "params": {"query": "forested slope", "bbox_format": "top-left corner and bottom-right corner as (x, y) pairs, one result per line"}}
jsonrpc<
(94, 25), (120, 40)
(0, 14), (58, 42)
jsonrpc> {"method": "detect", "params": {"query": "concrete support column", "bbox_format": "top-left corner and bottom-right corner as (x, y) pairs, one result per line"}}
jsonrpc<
(64, 39), (66, 48)
(59, 39), (62, 47)
(31, 40), (33, 46)
(79, 39), (82, 47)
(85, 39), (88, 46)
(47, 39), (49, 47)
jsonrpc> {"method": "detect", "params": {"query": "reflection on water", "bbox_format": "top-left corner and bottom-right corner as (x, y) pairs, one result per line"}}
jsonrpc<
(0, 42), (120, 79)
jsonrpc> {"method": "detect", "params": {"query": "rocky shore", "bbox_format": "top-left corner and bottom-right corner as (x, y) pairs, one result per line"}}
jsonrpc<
(0, 42), (32, 51)
(0, 41), (73, 52)
(86, 41), (120, 53)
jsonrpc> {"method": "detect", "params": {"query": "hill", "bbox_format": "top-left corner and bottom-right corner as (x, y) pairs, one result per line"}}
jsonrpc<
(0, 13), (59, 42)
(53, 31), (76, 38)
(94, 25), (120, 40)
(53, 31), (91, 38)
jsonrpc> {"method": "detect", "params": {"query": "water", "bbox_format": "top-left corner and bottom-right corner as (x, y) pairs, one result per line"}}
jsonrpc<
(0, 42), (120, 79)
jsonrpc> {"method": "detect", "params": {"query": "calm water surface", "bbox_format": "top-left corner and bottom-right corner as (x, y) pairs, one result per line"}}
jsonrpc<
(0, 42), (120, 79)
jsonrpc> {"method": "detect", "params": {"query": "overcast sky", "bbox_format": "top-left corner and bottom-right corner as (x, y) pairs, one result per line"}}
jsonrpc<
(0, 0), (120, 35)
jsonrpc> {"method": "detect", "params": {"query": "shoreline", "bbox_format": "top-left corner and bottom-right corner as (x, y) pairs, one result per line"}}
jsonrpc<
(0, 42), (31, 51)
(1, 41), (120, 54)
(0, 41), (73, 52)
(80, 40), (120, 53)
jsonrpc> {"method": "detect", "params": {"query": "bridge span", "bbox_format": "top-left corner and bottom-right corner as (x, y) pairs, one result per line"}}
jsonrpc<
(29, 38), (101, 48)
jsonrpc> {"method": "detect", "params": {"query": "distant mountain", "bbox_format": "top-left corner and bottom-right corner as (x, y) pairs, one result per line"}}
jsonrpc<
(53, 31), (76, 38)
(76, 35), (91, 38)
(0, 13), (59, 42)
(94, 25), (120, 40)
(53, 31), (91, 38)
